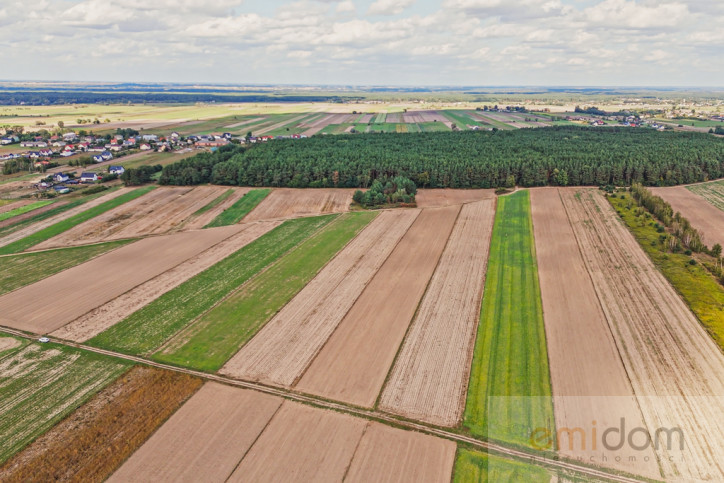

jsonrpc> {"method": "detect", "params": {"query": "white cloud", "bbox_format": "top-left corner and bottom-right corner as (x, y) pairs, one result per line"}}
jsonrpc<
(368, 0), (416, 16)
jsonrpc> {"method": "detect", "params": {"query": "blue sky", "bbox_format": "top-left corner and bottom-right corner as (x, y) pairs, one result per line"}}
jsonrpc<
(1, 0), (722, 86)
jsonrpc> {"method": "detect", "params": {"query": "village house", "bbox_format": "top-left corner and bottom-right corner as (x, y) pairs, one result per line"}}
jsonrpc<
(53, 172), (70, 183)
(80, 172), (98, 183)
(109, 165), (125, 175)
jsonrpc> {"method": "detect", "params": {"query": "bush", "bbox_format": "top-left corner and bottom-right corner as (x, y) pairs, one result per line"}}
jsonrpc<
(354, 176), (416, 208)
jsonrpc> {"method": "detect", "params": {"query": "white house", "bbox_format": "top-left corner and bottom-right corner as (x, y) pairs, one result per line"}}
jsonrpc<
(101, 151), (113, 161)
(53, 172), (69, 183)
(109, 165), (125, 175)
(1, 136), (19, 145)
(80, 172), (98, 183)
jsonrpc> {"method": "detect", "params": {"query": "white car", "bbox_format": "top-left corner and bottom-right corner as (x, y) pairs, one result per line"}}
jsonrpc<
(38, 337), (50, 343)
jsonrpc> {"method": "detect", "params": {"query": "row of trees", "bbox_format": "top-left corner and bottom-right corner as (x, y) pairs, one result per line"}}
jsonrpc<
(158, 127), (724, 189)
(121, 165), (162, 186)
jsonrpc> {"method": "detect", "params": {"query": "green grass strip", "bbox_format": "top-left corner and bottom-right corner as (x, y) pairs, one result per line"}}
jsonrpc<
(453, 448), (551, 482)
(204, 189), (271, 228)
(688, 180), (724, 212)
(0, 201), (53, 222)
(192, 189), (233, 217)
(0, 186), (154, 255)
(610, 194), (724, 350)
(0, 196), (98, 240)
(0, 240), (132, 296)
(88, 214), (339, 356)
(463, 190), (554, 448)
(0, 340), (130, 465)
(153, 211), (375, 372)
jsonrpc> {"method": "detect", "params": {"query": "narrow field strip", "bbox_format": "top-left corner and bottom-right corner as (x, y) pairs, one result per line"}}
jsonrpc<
(108, 383), (283, 482)
(344, 422), (456, 483)
(0, 188), (130, 249)
(531, 189), (659, 478)
(227, 401), (368, 482)
(156, 212), (375, 371)
(563, 189), (724, 481)
(0, 366), (202, 482)
(295, 206), (460, 408)
(379, 200), (495, 427)
(88, 215), (337, 356)
(463, 190), (554, 447)
(205, 188), (270, 227)
(52, 222), (281, 343)
(219, 209), (416, 386)
(0, 200), (53, 222)
(0, 341), (130, 465)
(0, 201), (69, 235)
(183, 187), (248, 229)
(0, 240), (132, 296)
(453, 448), (551, 482)
(0, 186), (154, 255)
(0, 225), (243, 334)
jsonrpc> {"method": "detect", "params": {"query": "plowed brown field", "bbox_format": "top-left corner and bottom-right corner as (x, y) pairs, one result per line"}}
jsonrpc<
(563, 188), (724, 481)
(344, 422), (456, 483)
(415, 189), (494, 208)
(295, 205), (459, 407)
(378, 200), (495, 427)
(530, 188), (659, 478)
(650, 185), (724, 249)
(108, 383), (282, 482)
(0, 188), (133, 249)
(227, 401), (367, 482)
(35, 186), (230, 248)
(0, 225), (244, 334)
(243, 188), (352, 222)
(221, 210), (419, 386)
(51, 221), (280, 342)
(0, 200), (30, 215)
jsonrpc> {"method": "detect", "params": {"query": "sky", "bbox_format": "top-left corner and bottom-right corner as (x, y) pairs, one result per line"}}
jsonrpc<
(1, 0), (723, 86)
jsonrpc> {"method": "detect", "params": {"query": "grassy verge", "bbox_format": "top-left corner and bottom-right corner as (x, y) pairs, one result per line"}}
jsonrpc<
(204, 188), (271, 227)
(0, 186), (154, 255)
(0, 366), (202, 482)
(192, 189), (233, 217)
(0, 201), (53, 222)
(463, 190), (554, 447)
(88, 214), (339, 355)
(0, 240), (133, 296)
(154, 211), (375, 372)
(610, 194), (724, 350)
(0, 340), (130, 465)
(453, 448), (551, 482)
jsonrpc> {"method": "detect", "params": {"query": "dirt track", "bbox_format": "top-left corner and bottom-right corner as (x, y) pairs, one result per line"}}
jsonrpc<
(379, 200), (495, 427)
(530, 188), (659, 478)
(344, 422), (456, 483)
(108, 382), (283, 482)
(415, 189), (494, 208)
(563, 188), (724, 481)
(0, 225), (244, 334)
(51, 221), (280, 342)
(243, 188), (352, 222)
(650, 185), (724, 249)
(221, 210), (419, 386)
(295, 206), (459, 407)
(0, 188), (133, 249)
(35, 186), (229, 248)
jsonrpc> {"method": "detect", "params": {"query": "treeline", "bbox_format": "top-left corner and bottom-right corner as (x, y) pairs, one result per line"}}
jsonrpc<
(159, 127), (724, 189)
(121, 165), (162, 186)
(630, 183), (706, 253)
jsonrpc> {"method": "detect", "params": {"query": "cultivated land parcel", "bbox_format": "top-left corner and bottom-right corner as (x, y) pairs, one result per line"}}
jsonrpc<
(3, 166), (724, 480)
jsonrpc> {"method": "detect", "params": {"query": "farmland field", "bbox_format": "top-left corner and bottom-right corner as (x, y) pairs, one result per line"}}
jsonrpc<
(463, 190), (554, 447)
(0, 240), (132, 296)
(0, 186), (154, 254)
(88, 215), (336, 355)
(651, 184), (724, 249)
(379, 200), (495, 427)
(0, 366), (201, 482)
(205, 188), (270, 227)
(242, 188), (352, 222)
(219, 209), (416, 386)
(0, 200), (52, 222)
(157, 212), (374, 371)
(453, 449), (551, 482)
(0, 339), (129, 465)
